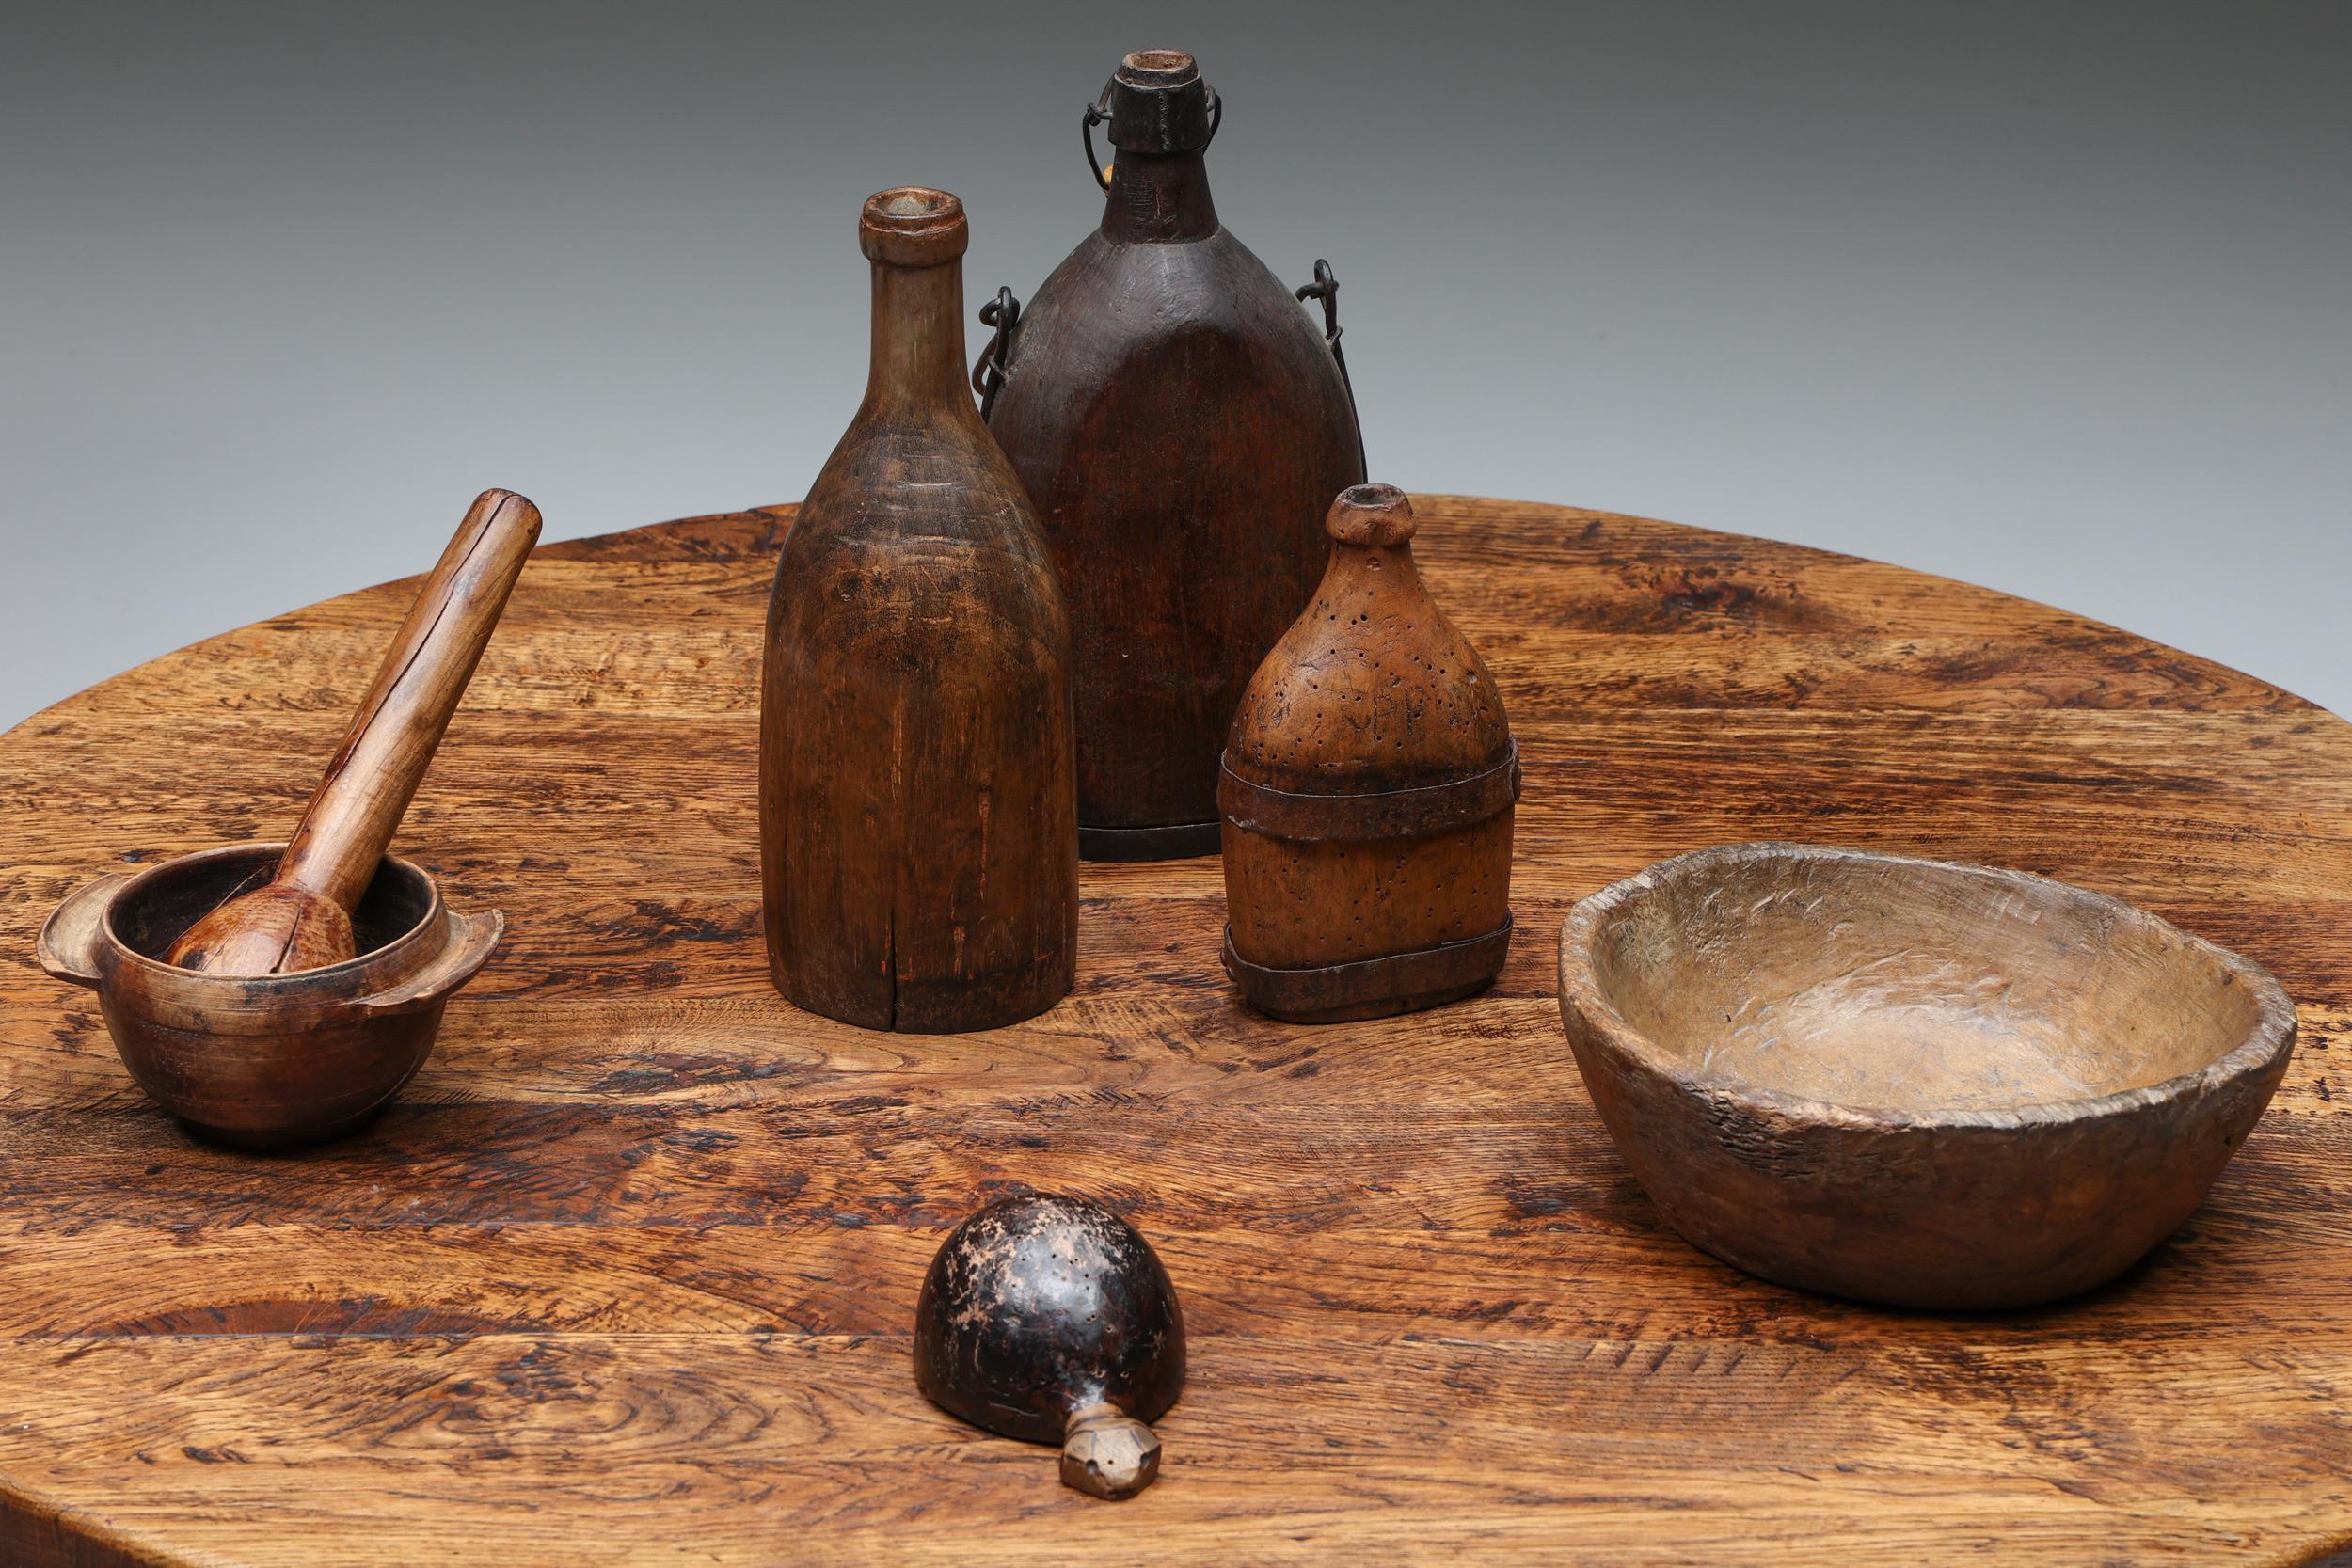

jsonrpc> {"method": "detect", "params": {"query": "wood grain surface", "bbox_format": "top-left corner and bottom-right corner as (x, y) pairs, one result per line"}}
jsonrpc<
(2, 496), (2347, 1566)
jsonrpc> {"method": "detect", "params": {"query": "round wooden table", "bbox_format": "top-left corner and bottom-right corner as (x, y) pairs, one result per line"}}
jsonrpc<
(3, 498), (2347, 1567)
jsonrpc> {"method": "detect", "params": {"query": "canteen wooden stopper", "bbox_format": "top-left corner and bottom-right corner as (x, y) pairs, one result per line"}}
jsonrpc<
(1103, 50), (1216, 155)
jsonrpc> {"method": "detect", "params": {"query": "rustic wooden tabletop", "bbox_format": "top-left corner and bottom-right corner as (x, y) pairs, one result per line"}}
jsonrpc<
(3, 497), (2347, 1566)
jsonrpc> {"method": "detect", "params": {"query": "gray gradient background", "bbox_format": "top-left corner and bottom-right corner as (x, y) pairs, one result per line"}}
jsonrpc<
(3, 2), (2345, 731)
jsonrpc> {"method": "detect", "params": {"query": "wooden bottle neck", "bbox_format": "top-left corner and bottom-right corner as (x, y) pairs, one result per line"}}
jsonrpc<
(1325, 534), (1425, 600)
(1324, 485), (1424, 602)
(862, 258), (978, 423)
(1100, 152), (1219, 243)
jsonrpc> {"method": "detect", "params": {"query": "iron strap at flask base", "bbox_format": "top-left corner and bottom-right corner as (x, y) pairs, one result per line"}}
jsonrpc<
(1221, 916), (1514, 1022)
(1216, 739), (1520, 843)
(1080, 819), (1223, 862)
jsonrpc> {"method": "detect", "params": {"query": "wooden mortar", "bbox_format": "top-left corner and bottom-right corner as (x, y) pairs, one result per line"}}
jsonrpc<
(39, 842), (501, 1148)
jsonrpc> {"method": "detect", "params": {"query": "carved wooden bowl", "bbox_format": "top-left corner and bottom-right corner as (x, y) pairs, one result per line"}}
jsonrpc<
(37, 842), (501, 1150)
(1555, 842), (2296, 1309)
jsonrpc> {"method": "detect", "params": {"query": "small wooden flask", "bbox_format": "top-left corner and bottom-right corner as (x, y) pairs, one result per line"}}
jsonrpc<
(977, 48), (1366, 863)
(1219, 485), (1518, 1023)
(760, 189), (1078, 1034)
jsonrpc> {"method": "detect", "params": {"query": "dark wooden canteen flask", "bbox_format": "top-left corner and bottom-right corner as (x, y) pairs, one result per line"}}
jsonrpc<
(1220, 484), (1519, 1022)
(977, 48), (1367, 862)
(760, 188), (1078, 1034)
(914, 1194), (1185, 1499)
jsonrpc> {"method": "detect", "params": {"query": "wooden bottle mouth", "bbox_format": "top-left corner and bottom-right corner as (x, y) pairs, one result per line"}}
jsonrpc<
(1327, 483), (1416, 546)
(1119, 49), (1198, 87)
(860, 187), (968, 267)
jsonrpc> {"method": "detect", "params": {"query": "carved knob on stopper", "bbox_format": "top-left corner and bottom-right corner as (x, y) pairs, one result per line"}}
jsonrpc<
(1327, 483), (1416, 547)
(1059, 1402), (1163, 1498)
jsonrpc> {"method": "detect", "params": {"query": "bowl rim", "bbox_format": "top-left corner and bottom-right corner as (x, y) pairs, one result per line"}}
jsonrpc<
(1556, 840), (2298, 1132)
(99, 840), (445, 989)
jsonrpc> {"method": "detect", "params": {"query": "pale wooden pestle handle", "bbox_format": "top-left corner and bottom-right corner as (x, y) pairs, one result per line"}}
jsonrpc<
(275, 489), (542, 911)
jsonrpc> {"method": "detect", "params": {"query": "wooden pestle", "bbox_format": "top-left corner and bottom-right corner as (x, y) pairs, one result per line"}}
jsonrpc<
(166, 489), (542, 975)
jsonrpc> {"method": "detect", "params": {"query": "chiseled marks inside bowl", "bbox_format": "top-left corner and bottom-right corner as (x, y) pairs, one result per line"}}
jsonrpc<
(1592, 846), (2263, 1117)
(1700, 953), (2106, 1111)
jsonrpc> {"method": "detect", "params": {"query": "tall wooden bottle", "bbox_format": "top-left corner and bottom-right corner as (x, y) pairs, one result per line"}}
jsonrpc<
(978, 49), (1366, 862)
(761, 189), (1078, 1034)
(1219, 485), (1518, 1024)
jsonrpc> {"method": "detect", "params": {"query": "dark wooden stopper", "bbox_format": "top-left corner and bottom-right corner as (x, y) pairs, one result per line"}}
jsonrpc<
(1102, 49), (1216, 155)
(914, 1194), (1184, 1498)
